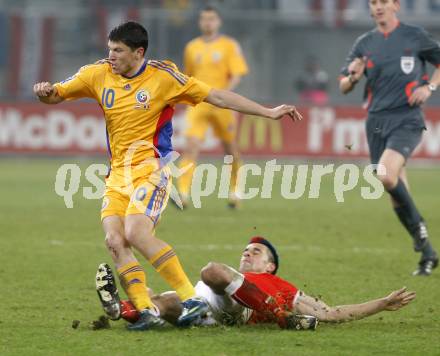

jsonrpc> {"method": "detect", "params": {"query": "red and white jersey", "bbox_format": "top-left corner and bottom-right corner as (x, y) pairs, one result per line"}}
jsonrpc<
(194, 272), (299, 326)
(243, 272), (299, 324)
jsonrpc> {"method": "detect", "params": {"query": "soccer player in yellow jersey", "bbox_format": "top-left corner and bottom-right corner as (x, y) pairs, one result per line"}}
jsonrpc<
(33, 21), (301, 331)
(178, 5), (248, 208)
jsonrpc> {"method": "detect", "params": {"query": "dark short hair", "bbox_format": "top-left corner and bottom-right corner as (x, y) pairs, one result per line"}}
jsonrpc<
(108, 21), (149, 55)
(200, 5), (221, 17)
(249, 236), (279, 274)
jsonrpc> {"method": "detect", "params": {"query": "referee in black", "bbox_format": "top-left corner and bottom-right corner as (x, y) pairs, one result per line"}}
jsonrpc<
(339, 0), (440, 276)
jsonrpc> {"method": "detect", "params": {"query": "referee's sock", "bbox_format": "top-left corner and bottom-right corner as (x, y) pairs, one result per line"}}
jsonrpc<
(393, 206), (411, 233)
(421, 240), (437, 259)
(389, 180), (437, 258)
(388, 179), (422, 231)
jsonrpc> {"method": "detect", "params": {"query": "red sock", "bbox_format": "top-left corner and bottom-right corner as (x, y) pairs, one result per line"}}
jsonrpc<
(120, 300), (140, 323)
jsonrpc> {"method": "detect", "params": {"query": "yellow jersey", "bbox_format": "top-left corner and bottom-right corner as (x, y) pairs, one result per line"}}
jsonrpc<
(54, 60), (211, 169)
(184, 35), (248, 89)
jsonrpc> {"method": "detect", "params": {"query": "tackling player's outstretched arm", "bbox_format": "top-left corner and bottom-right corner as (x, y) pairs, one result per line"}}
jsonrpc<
(204, 88), (303, 122)
(294, 287), (416, 323)
(33, 82), (65, 104)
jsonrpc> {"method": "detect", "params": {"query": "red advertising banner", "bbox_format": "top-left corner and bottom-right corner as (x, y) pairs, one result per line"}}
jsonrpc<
(1, 102), (439, 161)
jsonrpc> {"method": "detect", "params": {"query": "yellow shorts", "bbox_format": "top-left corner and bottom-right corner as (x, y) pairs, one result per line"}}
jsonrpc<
(186, 102), (237, 143)
(101, 166), (171, 225)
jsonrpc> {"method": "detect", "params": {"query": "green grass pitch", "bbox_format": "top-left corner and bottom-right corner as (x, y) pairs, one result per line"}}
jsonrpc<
(0, 158), (439, 355)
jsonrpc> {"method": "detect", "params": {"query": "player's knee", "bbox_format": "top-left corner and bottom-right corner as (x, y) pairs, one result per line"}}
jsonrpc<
(124, 224), (153, 246)
(200, 262), (217, 284)
(378, 173), (398, 190)
(124, 228), (137, 245)
(201, 262), (229, 287)
(152, 292), (181, 324)
(105, 231), (126, 252)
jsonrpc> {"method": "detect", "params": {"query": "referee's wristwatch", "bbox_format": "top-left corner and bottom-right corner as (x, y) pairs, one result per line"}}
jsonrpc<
(428, 83), (438, 92)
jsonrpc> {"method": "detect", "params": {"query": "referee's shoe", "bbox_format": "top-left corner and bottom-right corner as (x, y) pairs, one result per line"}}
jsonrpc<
(413, 256), (438, 276)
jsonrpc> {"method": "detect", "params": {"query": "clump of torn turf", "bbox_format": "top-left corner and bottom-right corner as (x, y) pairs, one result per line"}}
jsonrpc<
(90, 315), (111, 330)
(72, 320), (80, 329)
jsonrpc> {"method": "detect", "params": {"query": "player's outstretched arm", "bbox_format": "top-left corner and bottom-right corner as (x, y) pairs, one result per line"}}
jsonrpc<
(204, 88), (302, 122)
(294, 287), (416, 323)
(33, 82), (65, 104)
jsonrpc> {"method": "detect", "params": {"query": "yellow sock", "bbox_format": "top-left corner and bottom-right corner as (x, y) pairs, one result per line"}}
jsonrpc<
(230, 158), (242, 196)
(178, 158), (195, 197)
(117, 262), (153, 311)
(149, 245), (195, 301)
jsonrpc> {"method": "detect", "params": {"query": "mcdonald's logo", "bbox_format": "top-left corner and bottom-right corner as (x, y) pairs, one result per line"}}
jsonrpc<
(238, 115), (282, 152)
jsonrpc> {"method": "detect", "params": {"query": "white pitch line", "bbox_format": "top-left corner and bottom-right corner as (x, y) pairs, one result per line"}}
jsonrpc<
(48, 239), (394, 255)
(174, 244), (394, 255)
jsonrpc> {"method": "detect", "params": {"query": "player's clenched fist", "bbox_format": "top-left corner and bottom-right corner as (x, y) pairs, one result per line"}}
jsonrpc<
(33, 82), (55, 97)
(348, 57), (366, 82)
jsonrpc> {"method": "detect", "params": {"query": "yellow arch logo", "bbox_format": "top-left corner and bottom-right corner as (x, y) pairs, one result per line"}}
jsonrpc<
(239, 115), (282, 152)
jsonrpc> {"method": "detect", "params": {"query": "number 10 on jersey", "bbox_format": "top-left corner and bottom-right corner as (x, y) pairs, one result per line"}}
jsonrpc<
(102, 88), (115, 108)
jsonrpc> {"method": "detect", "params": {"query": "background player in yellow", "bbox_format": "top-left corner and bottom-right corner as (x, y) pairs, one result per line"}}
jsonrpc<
(33, 21), (301, 331)
(178, 5), (248, 208)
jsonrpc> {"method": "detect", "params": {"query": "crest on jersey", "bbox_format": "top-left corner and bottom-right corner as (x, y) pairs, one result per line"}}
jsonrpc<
(400, 56), (414, 75)
(134, 89), (150, 109)
(212, 51), (222, 62)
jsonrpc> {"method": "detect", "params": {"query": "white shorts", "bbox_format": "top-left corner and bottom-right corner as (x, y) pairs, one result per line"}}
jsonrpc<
(194, 281), (252, 326)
